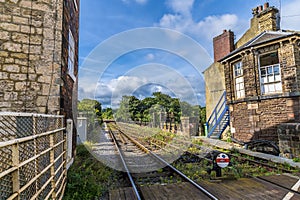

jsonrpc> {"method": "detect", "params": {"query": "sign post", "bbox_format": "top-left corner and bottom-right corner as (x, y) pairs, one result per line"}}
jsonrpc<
(214, 153), (230, 177)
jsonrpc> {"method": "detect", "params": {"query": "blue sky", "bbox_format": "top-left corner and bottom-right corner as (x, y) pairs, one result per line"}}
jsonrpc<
(78, 0), (300, 108)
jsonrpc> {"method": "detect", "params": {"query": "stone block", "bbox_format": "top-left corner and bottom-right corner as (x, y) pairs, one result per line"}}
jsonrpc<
(0, 22), (19, 31)
(37, 96), (47, 106)
(0, 51), (9, 57)
(12, 32), (29, 43)
(3, 64), (20, 73)
(15, 81), (28, 91)
(20, 25), (30, 33)
(4, 92), (18, 101)
(0, 72), (9, 79)
(11, 53), (28, 59)
(0, 30), (10, 40)
(10, 73), (27, 81)
(278, 123), (300, 159)
(13, 16), (29, 24)
(2, 42), (22, 52)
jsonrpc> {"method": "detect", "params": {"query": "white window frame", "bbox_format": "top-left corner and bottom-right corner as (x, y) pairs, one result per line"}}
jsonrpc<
(259, 64), (282, 95)
(73, 0), (78, 11)
(68, 29), (76, 81)
(233, 61), (245, 99)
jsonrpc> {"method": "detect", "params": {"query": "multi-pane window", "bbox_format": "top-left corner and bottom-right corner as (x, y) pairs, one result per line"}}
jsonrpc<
(233, 61), (245, 99)
(259, 52), (282, 94)
(68, 29), (75, 80)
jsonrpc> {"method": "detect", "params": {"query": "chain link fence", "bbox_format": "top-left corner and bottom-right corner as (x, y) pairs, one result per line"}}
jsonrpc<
(0, 112), (66, 200)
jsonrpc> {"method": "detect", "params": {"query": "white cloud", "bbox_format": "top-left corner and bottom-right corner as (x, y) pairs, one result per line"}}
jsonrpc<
(195, 14), (239, 40)
(158, 0), (244, 48)
(166, 0), (194, 16)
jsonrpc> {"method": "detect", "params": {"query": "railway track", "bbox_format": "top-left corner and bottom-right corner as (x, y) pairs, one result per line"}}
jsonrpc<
(106, 122), (218, 200)
(100, 122), (300, 199)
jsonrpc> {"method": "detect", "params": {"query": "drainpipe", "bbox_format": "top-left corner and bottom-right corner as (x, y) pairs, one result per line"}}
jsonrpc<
(251, 47), (259, 97)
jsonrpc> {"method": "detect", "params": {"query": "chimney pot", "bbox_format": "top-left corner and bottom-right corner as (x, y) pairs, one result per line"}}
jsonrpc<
(258, 5), (263, 12)
(223, 30), (227, 33)
(264, 2), (269, 10)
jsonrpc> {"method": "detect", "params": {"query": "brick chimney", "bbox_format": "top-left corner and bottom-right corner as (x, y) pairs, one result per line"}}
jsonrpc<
(213, 30), (235, 62)
(252, 3), (280, 32)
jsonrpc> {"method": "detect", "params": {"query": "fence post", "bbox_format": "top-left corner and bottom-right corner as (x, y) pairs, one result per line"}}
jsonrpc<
(11, 143), (20, 200)
(66, 119), (73, 169)
(33, 116), (38, 194)
(50, 133), (56, 199)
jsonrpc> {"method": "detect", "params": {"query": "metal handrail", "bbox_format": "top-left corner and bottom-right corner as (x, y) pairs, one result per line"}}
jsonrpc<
(206, 91), (229, 138)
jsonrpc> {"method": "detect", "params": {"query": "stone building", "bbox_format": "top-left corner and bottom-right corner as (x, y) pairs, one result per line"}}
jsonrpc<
(0, 0), (79, 152)
(204, 3), (300, 157)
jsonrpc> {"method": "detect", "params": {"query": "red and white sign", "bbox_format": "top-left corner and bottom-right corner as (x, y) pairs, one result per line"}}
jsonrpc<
(216, 153), (230, 168)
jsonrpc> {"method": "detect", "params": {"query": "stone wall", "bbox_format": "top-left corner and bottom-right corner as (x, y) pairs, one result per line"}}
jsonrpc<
(236, 4), (279, 48)
(225, 39), (300, 143)
(230, 97), (300, 142)
(180, 117), (199, 137)
(0, 0), (63, 114)
(203, 62), (226, 118)
(278, 123), (300, 159)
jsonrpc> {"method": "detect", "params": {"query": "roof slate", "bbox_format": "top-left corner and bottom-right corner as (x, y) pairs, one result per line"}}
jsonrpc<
(220, 30), (298, 62)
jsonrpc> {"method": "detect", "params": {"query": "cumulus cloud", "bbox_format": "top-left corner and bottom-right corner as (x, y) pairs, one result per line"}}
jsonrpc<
(166, 0), (194, 16)
(89, 70), (204, 107)
(195, 14), (239, 40)
(158, 0), (243, 44)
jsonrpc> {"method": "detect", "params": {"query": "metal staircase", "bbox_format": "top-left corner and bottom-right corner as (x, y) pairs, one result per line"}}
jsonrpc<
(206, 91), (230, 139)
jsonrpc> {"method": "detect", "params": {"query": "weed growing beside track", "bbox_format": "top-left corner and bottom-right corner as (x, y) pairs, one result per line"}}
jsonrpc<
(63, 144), (126, 200)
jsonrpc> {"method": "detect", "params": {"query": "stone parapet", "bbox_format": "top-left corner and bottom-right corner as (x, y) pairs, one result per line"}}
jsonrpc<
(278, 123), (300, 159)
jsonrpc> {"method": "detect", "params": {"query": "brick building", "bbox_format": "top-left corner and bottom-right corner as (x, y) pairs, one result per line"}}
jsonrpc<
(0, 0), (79, 152)
(205, 3), (300, 157)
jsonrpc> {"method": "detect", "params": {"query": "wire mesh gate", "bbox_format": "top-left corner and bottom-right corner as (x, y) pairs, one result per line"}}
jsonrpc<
(0, 112), (67, 200)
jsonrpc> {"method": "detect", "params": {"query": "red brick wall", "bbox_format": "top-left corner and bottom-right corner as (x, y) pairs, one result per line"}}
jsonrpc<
(61, 0), (79, 155)
(213, 30), (235, 62)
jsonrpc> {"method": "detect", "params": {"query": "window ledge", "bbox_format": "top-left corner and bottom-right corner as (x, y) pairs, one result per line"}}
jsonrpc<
(229, 92), (300, 104)
(68, 73), (76, 82)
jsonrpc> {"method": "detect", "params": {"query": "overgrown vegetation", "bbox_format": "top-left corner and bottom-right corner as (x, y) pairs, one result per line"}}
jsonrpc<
(63, 145), (124, 200)
(114, 92), (206, 132)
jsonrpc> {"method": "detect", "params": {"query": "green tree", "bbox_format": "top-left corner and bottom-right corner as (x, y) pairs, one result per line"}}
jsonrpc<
(78, 99), (102, 117)
(114, 96), (131, 122)
(102, 108), (114, 120)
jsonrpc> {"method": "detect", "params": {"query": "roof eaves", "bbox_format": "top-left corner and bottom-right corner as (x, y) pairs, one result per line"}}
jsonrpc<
(219, 31), (297, 63)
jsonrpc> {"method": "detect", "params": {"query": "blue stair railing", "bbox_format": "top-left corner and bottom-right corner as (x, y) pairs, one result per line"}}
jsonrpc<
(206, 91), (230, 139)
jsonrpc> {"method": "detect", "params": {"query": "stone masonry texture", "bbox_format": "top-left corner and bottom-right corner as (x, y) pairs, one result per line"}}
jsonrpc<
(0, 0), (79, 157)
(278, 123), (300, 159)
(225, 40), (300, 144)
(0, 0), (79, 117)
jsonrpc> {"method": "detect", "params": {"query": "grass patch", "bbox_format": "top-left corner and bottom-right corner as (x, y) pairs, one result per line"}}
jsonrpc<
(63, 144), (123, 200)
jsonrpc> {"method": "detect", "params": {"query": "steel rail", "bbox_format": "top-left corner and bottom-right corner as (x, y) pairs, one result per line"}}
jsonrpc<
(150, 151), (219, 200)
(108, 127), (141, 200)
(112, 123), (219, 200)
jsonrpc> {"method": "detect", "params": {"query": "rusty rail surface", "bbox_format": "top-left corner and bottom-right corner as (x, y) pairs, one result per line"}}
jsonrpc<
(0, 112), (67, 200)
